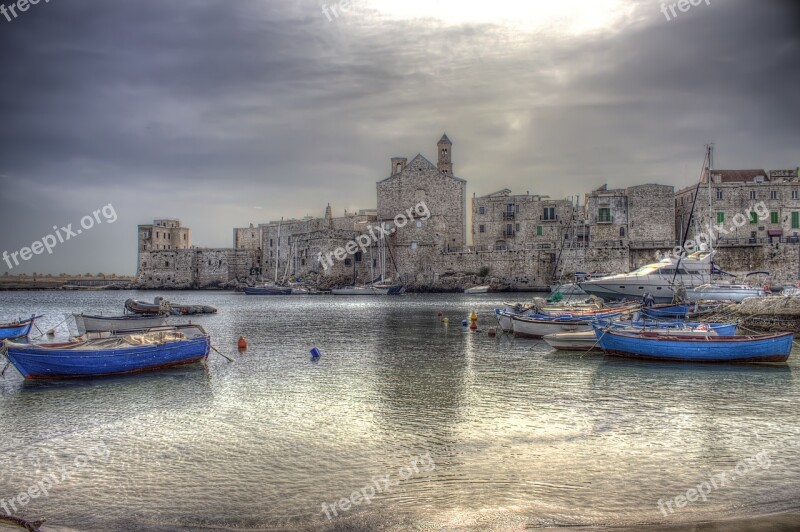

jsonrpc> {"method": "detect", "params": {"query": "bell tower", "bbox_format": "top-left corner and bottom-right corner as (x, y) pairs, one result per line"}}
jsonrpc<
(437, 133), (452, 175)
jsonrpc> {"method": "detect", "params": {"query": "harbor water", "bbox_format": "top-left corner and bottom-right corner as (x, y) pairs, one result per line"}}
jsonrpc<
(1, 291), (799, 530)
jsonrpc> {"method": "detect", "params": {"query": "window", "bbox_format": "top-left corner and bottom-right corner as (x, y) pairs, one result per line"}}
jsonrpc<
(165, 261), (169, 267)
(373, 259), (377, 268)
(536, 225), (543, 236)
(750, 190), (757, 200)
(410, 242), (418, 250)
(479, 224), (485, 233)
(354, 251), (362, 262)
(792, 212), (799, 229)
(750, 212), (758, 224)
(515, 223), (520, 232)
(598, 208), (611, 223)
(543, 207), (556, 220)
(270, 239), (273, 246)
(479, 206), (485, 215)
(793, 191), (799, 200)
(416, 221), (422, 228)
(515, 204), (520, 214)
(771, 191), (778, 200)
(506, 223), (514, 236)
(771, 211), (779, 224)
(620, 227), (625, 238)
(716, 212), (725, 224)
(344, 258), (351, 266)
(716, 189), (723, 200)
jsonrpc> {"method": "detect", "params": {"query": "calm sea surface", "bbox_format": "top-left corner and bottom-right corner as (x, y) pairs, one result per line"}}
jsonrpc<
(1, 290), (799, 531)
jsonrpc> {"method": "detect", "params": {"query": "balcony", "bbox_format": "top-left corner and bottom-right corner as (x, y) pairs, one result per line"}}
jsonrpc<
(502, 212), (515, 220)
(540, 214), (559, 222)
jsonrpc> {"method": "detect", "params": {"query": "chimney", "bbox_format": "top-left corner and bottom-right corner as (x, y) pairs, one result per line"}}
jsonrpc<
(391, 157), (407, 176)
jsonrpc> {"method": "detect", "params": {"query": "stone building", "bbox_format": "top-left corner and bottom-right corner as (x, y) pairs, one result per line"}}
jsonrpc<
(138, 219), (190, 252)
(376, 134), (467, 282)
(472, 189), (580, 251)
(675, 168), (800, 244)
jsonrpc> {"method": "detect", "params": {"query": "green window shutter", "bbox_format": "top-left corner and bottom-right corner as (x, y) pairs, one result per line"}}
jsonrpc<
(750, 212), (758, 224)
(792, 212), (799, 229)
(716, 212), (725, 224)
(536, 225), (543, 236)
(771, 212), (779, 224)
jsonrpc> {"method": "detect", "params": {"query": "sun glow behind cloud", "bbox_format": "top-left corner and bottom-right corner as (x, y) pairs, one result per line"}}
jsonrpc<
(364, 0), (639, 35)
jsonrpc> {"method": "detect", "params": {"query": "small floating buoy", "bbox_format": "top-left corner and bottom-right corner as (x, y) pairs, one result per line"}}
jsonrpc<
(310, 347), (321, 359)
(487, 327), (497, 337)
(461, 320), (468, 327)
(442, 317), (449, 324)
(237, 336), (248, 350)
(437, 310), (443, 317)
(469, 310), (478, 322)
(469, 321), (478, 330)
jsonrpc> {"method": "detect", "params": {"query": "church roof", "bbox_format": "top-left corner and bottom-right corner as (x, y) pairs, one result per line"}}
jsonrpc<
(439, 133), (452, 144)
(377, 153), (466, 183)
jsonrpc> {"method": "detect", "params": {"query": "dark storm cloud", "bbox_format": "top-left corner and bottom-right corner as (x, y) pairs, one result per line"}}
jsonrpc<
(0, 0), (798, 274)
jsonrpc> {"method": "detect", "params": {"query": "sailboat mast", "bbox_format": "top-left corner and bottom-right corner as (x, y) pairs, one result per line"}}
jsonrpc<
(274, 218), (282, 283)
(707, 143), (714, 252)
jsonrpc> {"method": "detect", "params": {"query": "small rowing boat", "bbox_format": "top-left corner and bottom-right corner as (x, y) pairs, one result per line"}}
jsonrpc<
(2, 325), (211, 379)
(125, 297), (217, 315)
(0, 316), (38, 340)
(593, 326), (793, 363)
(72, 313), (168, 335)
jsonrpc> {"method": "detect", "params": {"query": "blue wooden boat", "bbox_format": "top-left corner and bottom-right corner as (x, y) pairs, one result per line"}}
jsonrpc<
(243, 286), (293, 295)
(596, 319), (738, 336)
(1, 325), (210, 379)
(639, 304), (691, 319)
(593, 326), (793, 363)
(0, 316), (38, 340)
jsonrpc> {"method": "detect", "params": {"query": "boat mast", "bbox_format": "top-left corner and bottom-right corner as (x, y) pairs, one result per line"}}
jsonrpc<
(672, 147), (710, 285)
(707, 143), (714, 253)
(274, 218), (282, 283)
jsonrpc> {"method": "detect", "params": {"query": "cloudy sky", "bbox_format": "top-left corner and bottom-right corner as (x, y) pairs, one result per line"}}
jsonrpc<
(0, 0), (798, 274)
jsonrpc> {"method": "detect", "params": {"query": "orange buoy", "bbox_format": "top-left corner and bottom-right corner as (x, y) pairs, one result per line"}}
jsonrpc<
(237, 336), (248, 349)
(469, 321), (478, 330)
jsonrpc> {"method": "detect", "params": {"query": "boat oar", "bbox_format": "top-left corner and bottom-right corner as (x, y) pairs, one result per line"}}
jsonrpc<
(210, 344), (234, 362)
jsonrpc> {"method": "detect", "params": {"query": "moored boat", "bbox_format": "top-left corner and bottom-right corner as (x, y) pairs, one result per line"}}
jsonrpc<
(688, 283), (767, 302)
(72, 313), (168, 335)
(0, 316), (38, 340)
(465, 285), (490, 294)
(543, 331), (601, 352)
(579, 250), (715, 303)
(593, 326), (793, 363)
(512, 309), (627, 339)
(1, 325), (211, 379)
(243, 286), (293, 295)
(125, 297), (217, 315)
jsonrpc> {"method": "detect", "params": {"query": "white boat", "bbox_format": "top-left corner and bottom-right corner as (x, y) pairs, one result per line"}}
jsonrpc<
(579, 251), (715, 303)
(331, 286), (388, 295)
(465, 285), (490, 294)
(72, 313), (168, 335)
(495, 303), (535, 332)
(688, 283), (766, 302)
(782, 286), (800, 297)
(331, 281), (404, 295)
(543, 331), (601, 352)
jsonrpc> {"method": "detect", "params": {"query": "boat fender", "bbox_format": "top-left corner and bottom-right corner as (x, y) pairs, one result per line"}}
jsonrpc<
(238, 336), (248, 349)
(461, 320), (468, 327)
(310, 347), (321, 359)
(487, 327), (497, 337)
